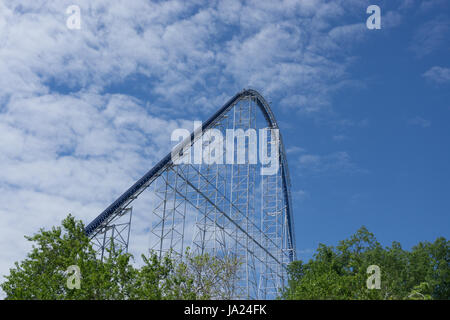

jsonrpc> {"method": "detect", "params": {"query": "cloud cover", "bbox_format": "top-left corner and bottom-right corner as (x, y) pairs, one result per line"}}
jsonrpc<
(0, 0), (417, 293)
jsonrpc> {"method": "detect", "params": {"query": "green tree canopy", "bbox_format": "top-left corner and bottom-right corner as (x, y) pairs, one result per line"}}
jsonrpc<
(1, 214), (240, 300)
(283, 227), (449, 300)
(3, 216), (447, 300)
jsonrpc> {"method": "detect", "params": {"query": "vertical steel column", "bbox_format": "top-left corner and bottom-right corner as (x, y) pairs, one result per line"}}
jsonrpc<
(91, 207), (133, 261)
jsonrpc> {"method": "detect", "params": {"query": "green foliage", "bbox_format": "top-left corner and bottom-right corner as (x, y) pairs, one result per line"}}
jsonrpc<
(283, 226), (449, 300)
(1, 214), (104, 299)
(172, 249), (242, 299)
(0, 214), (240, 300)
(3, 216), (447, 300)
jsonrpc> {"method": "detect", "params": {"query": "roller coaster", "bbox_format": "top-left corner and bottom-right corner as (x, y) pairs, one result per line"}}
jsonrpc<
(84, 89), (296, 299)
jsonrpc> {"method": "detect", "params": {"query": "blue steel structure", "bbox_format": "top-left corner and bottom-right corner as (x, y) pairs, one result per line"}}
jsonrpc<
(85, 89), (296, 299)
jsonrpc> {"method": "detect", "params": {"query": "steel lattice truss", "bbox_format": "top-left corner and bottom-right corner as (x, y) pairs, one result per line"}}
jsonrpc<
(84, 89), (296, 299)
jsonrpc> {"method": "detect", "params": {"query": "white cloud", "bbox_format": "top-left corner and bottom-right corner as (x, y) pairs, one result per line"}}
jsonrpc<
(408, 116), (431, 128)
(383, 11), (403, 28)
(410, 16), (450, 58)
(423, 66), (450, 84)
(286, 146), (306, 154)
(0, 91), (188, 289)
(299, 154), (321, 166)
(418, 0), (449, 12)
(0, 0), (378, 114)
(332, 134), (348, 141)
(298, 151), (364, 175)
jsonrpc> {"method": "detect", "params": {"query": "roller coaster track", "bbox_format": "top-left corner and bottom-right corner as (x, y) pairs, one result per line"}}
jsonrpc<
(84, 89), (296, 299)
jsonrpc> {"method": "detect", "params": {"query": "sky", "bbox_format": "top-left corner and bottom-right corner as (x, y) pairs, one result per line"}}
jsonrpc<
(0, 0), (449, 293)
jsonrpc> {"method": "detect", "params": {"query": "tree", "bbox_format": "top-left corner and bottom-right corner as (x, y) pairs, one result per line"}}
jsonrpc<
(1, 214), (241, 300)
(283, 226), (449, 300)
(170, 249), (242, 299)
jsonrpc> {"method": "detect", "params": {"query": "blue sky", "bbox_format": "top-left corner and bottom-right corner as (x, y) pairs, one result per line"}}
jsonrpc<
(284, 1), (450, 260)
(0, 0), (449, 286)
